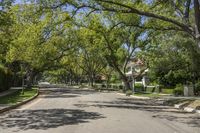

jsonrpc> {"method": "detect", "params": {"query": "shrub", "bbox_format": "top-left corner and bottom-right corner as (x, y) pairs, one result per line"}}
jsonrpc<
(173, 84), (184, 96)
(161, 88), (174, 94)
(119, 85), (124, 90)
(101, 84), (106, 88)
(0, 67), (13, 92)
(195, 82), (200, 96)
(135, 83), (143, 92)
(126, 90), (133, 96)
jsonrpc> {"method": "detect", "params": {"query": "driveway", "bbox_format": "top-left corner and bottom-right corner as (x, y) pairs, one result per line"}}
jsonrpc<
(0, 87), (199, 133)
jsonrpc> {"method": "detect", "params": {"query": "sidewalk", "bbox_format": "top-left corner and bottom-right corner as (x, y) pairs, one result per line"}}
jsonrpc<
(0, 87), (39, 113)
(0, 87), (22, 110)
(116, 92), (200, 114)
(0, 87), (21, 97)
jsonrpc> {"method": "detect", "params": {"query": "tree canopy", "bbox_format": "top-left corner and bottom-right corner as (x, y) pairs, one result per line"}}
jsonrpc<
(0, 0), (200, 94)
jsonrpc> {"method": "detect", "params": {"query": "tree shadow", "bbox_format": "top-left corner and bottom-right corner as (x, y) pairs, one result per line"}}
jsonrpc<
(39, 88), (98, 97)
(152, 114), (200, 127)
(74, 98), (200, 128)
(0, 109), (104, 130)
(41, 94), (80, 98)
(38, 89), (80, 98)
(64, 89), (99, 95)
(77, 98), (179, 113)
(75, 103), (182, 113)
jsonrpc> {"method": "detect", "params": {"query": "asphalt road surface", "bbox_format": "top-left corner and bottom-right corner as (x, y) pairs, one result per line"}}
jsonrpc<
(0, 87), (200, 133)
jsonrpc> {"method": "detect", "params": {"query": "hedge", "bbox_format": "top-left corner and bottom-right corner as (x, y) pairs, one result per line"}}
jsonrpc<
(0, 66), (12, 92)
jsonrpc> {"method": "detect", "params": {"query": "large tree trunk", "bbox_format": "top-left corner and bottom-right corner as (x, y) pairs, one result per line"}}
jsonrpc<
(26, 70), (37, 89)
(132, 78), (135, 93)
(121, 75), (131, 92)
(197, 39), (200, 49)
(90, 76), (94, 87)
(88, 73), (95, 87)
(194, 0), (200, 49)
(106, 78), (110, 89)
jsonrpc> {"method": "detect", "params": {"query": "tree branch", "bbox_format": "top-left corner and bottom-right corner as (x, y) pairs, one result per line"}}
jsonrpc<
(93, 0), (193, 35)
(183, 0), (191, 24)
(194, 0), (200, 38)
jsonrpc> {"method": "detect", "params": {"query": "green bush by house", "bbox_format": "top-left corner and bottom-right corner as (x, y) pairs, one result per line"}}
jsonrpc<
(173, 84), (184, 96)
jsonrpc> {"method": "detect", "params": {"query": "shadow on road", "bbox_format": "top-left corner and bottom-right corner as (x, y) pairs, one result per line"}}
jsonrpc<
(41, 94), (80, 98)
(39, 88), (98, 98)
(75, 98), (182, 113)
(74, 98), (200, 128)
(0, 109), (105, 130)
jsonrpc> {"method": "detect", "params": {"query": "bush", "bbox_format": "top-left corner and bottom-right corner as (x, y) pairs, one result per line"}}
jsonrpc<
(126, 90), (133, 96)
(0, 67), (12, 92)
(173, 84), (184, 96)
(161, 88), (174, 94)
(119, 85), (124, 90)
(101, 84), (106, 88)
(195, 82), (200, 96)
(161, 86), (174, 94)
(135, 83), (143, 92)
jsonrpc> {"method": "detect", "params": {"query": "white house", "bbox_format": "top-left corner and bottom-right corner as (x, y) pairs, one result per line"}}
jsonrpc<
(125, 58), (149, 92)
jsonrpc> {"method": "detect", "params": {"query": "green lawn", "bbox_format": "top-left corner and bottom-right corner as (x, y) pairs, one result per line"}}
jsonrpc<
(161, 88), (174, 94)
(0, 88), (38, 105)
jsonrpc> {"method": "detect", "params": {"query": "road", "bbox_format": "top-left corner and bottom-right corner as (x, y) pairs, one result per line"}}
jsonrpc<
(0, 87), (200, 133)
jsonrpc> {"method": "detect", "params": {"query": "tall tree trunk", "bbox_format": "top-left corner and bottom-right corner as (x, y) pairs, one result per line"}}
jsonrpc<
(106, 78), (110, 89)
(121, 75), (131, 92)
(26, 70), (36, 89)
(194, 0), (200, 49)
(132, 78), (135, 93)
(90, 75), (94, 87)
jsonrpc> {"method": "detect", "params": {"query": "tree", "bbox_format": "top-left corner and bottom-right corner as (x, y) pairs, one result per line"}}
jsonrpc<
(68, 0), (200, 49)
(72, 14), (148, 91)
(77, 28), (107, 86)
(0, 0), (17, 91)
(101, 66), (114, 88)
(0, 0), (13, 62)
(143, 32), (200, 90)
(6, 3), (75, 88)
(43, 0), (200, 90)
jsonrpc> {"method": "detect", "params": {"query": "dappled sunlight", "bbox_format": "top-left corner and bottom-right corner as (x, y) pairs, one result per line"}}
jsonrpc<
(74, 97), (200, 128)
(0, 109), (105, 130)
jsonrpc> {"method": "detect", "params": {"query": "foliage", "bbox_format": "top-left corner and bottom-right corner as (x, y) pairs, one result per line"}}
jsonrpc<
(145, 33), (200, 87)
(0, 65), (12, 92)
(195, 81), (200, 96)
(0, 0), (200, 95)
(135, 83), (143, 92)
(173, 84), (184, 96)
(161, 88), (174, 94)
(110, 73), (120, 83)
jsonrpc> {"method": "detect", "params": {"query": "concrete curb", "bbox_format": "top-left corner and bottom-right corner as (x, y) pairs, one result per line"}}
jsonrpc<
(130, 95), (150, 99)
(116, 92), (150, 99)
(0, 89), (39, 114)
(174, 102), (189, 109)
(174, 103), (200, 114)
(196, 110), (200, 113)
(184, 107), (195, 113)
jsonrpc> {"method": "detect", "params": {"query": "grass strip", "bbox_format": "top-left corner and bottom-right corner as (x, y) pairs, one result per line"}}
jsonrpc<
(0, 88), (38, 105)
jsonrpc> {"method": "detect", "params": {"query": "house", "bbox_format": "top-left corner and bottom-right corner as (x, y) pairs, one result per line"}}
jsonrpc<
(125, 58), (149, 91)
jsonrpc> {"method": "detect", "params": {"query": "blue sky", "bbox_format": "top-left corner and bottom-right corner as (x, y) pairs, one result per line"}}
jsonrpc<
(15, 0), (23, 4)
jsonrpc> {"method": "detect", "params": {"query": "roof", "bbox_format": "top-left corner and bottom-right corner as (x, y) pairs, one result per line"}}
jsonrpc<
(126, 58), (145, 68)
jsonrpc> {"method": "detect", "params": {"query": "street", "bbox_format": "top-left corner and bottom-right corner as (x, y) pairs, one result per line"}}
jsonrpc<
(0, 87), (199, 133)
